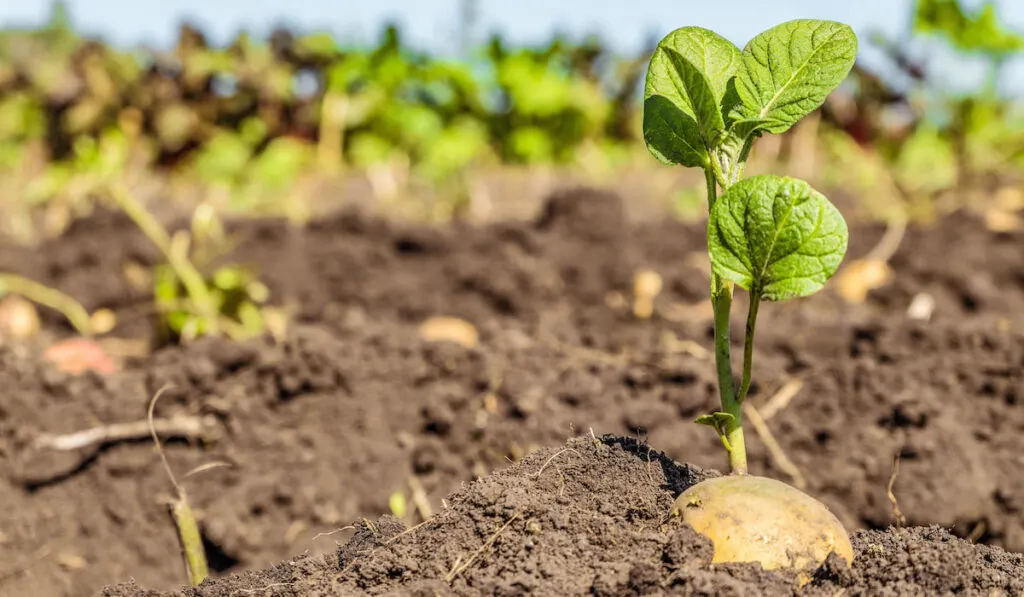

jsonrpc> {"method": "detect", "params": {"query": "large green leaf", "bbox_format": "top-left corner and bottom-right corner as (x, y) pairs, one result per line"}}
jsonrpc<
(708, 174), (848, 301)
(643, 96), (707, 168)
(665, 48), (724, 143)
(648, 27), (742, 109)
(734, 20), (857, 134)
(643, 27), (742, 167)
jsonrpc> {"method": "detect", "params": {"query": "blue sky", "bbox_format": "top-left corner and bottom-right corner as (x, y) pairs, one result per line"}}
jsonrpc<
(2, 0), (1024, 92)
(3, 0), (928, 52)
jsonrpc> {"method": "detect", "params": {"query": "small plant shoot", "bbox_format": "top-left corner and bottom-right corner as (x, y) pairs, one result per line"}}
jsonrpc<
(644, 19), (857, 578)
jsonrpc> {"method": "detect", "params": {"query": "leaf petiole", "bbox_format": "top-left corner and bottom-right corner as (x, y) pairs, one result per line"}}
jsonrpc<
(737, 288), (760, 404)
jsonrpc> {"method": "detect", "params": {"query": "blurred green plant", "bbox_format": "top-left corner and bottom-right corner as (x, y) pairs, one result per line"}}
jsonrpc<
(914, 0), (1024, 62)
(112, 186), (276, 344)
(0, 0), (1022, 234)
(817, 0), (1024, 222)
(0, 8), (652, 210)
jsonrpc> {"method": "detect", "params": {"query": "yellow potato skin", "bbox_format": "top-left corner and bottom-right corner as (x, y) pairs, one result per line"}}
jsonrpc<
(672, 474), (853, 577)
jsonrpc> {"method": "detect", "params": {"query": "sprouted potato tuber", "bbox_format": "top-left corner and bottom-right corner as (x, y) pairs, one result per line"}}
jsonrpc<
(673, 475), (852, 583)
(643, 19), (857, 575)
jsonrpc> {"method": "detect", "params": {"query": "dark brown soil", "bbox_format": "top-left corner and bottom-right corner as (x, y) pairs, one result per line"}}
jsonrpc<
(0, 187), (1023, 596)
(98, 437), (1024, 597)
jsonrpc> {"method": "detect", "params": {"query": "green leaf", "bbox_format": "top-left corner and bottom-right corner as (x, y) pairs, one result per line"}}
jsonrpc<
(734, 20), (857, 134)
(695, 412), (736, 428)
(664, 49), (725, 143)
(643, 27), (743, 166)
(648, 27), (743, 112)
(708, 174), (848, 301)
(643, 96), (707, 167)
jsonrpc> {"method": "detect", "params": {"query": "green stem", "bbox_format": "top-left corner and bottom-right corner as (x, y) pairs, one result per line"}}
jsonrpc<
(0, 273), (94, 336)
(111, 184), (220, 333)
(171, 495), (209, 586)
(727, 134), (756, 184)
(705, 164), (720, 209)
(705, 168), (747, 475)
(737, 290), (760, 404)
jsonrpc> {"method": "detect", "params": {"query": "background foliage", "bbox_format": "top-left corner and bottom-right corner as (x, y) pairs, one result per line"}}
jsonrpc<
(0, 0), (1021, 227)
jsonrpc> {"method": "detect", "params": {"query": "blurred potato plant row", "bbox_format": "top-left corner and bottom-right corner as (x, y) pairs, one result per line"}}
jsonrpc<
(0, 0), (1022, 234)
(0, 2), (652, 226)
(819, 0), (1024, 224)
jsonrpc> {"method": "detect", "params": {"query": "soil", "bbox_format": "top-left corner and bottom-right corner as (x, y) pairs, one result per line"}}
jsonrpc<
(0, 186), (1022, 596)
(99, 437), (1024, 597)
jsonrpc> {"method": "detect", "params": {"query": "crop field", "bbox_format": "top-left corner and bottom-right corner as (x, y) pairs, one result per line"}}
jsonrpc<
(1, 1), (1024, 596)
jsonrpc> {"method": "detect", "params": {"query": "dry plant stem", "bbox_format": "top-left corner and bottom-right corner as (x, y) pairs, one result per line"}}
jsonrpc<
(533, 447), (581, 480)
(743, 402), (806, 489)
(0, 273), (93, 335)
(32, 416), (210, 451)
(446, 513), (521, 582)
(183, 461), (232, 479)
(887, 452), (906, 527)
(148, 386), (209, 586)
(758, 378), (804, 421)
(865, 210), (908, 263)
(408, 476), (433, 521)
(706, 168), (747, 475)
(311, 526), (356, 542)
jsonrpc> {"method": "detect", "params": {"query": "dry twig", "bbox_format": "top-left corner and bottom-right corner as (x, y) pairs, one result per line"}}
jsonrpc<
(311, 526), (356, 543)
(408, 476), (433, 521)
(744, 402), (807, 490)
(32, 415), (216, 452)
(446, 513), (521, 583)
(758, 378), (804, 421)
(533, 448), (580, 479)
(887, 452), (906, 527)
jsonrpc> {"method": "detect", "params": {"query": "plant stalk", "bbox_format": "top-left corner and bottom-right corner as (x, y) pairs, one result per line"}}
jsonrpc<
(0, 273), (94, 336)
(705, 168), (747, 475)
(170, 494), (209, 586)
(318, 92), (347, 173)
(738, 290), (760, 404)
(110, 184), (220, 333)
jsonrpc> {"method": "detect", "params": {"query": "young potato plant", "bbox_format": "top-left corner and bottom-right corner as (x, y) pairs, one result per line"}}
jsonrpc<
(644, 20), (857, 579)
(112, 186), (276, 344)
